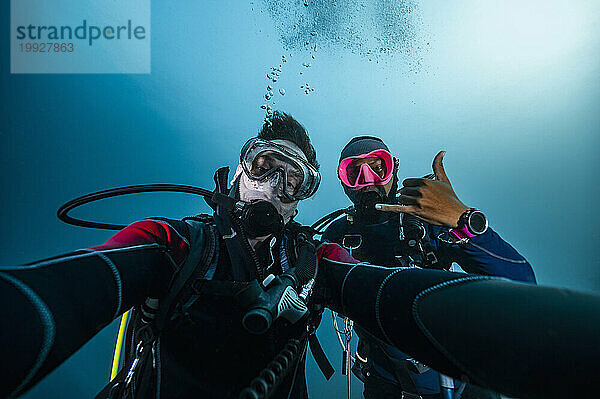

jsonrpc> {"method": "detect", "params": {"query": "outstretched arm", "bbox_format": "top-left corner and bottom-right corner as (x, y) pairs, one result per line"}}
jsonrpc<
(0, 219), (188, 398)
(316, 248), (600, 399)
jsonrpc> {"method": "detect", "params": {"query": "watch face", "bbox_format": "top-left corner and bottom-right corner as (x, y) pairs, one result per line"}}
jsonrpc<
(468, 211), (487, 234)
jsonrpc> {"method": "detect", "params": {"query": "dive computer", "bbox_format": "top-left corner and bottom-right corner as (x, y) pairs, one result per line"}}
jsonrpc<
(450, 208), (488, 240)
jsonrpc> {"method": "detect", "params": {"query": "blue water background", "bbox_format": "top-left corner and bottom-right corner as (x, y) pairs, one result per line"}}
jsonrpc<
(1, 1), (599, 397)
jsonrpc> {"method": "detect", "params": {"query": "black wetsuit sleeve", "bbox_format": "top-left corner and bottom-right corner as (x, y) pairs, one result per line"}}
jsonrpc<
(0, 220), (186, 398)
(316, 253), (600, 399)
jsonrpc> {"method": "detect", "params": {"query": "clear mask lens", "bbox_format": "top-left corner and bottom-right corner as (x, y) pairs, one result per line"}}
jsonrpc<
(241, 139), (320, 201)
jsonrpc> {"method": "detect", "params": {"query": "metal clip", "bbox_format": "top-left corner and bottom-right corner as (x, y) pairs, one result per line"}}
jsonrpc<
(299, 278), (315, 302)
(437, 231), (469, 245)
(342, 234), (362, 250)
(426, 250), (438, 265)
(331, 311), (355, 399)
(401, 392), (422, 399)
(124, 341), (144, 387)
(405, 357), (431, 374)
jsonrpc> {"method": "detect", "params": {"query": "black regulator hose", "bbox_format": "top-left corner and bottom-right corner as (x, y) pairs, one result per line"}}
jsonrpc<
(310, 207), (352, 234)
(238, 337), (307, 399)
(57, 184), (214, 230)
(57, 183), (354, 236)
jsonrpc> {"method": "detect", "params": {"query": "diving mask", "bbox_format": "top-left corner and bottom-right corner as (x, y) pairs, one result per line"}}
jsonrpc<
(240, 138), (321, 202)
(338, 149), (394, 190)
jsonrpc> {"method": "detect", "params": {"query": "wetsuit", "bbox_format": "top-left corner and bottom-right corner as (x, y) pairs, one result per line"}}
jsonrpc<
(0, 216), (355, 399)
(322, 212), (536, 399)
(2, 216), (599, 399)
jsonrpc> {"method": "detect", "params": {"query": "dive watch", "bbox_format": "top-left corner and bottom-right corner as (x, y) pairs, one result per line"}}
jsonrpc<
(450, 208), (488, 240)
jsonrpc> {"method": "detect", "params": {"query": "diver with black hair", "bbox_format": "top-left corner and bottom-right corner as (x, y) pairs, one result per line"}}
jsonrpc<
(0, 111), (340, 399)
(1, 120), (599, 399)
(322, 136), (535, 399)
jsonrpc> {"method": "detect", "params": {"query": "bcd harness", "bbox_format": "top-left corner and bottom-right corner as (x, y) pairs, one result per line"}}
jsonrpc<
(343, 209), (440, 269)
(338, 209), (449, 399)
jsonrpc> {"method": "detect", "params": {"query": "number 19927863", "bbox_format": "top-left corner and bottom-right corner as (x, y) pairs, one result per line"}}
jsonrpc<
(20, 43), (74, 53)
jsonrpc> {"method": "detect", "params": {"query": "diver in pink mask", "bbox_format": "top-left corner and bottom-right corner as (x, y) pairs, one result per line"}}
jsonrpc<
(323, 136), (535, 399)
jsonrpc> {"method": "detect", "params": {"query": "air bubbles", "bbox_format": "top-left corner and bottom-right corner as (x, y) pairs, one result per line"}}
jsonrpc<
(262, 0), (427, 72)
(265, 105), (274, 118)
(299, 83), (315, 95)
(262, 60), (288, 118)
(267, 66), (282, 84)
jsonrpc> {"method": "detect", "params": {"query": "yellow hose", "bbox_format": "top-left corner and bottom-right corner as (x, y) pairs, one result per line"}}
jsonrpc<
(110, 310), (130, 381)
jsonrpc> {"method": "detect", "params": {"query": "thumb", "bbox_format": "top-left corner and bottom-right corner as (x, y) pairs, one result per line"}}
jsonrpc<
(432, 150), (450, 183)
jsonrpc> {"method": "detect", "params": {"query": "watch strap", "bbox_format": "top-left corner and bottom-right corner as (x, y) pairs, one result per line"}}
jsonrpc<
(450, 223), (477, 240)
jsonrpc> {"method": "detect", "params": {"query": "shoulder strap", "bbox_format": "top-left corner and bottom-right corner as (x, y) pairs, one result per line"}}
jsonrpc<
(285, 224), (336, 380)
(154, 220), (216, 332)
(308, 332), (335, 380)
(96, 217), (217, 399)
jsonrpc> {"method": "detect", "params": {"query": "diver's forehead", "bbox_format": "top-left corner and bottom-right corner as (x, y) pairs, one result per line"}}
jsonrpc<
(271, 139), (308, 161)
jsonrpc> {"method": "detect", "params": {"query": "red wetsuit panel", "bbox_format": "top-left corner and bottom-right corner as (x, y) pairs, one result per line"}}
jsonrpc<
(317, 242), (360, 265)
(92, 219), (357, 272)
(91, 220), (190, 267)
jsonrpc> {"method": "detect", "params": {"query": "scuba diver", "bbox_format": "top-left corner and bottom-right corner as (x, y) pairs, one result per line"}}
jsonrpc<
(1, 111), (351, 399)
(321, 136), (536, 399)
(1, 116), (599, 399)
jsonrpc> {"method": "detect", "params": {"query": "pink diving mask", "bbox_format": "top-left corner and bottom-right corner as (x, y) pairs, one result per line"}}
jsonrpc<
(338, 149), (395, 189)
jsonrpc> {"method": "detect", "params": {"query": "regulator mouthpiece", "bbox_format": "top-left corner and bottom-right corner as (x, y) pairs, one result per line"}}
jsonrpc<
(239, 200), (284, 238)
(355, 190), (386, 223)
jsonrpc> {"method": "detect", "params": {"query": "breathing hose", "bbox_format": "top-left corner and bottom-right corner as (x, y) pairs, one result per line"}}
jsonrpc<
(57, 184), (214, 230)
(238, 337), (307, 399)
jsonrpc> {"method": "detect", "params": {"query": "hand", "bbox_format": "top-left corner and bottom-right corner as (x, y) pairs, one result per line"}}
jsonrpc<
(375, 151), (469, 228)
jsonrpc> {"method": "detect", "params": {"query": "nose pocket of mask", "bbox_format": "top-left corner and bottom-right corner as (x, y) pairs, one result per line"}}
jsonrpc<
(357, 163), (382, 185)
(268, 171), (281, 189)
